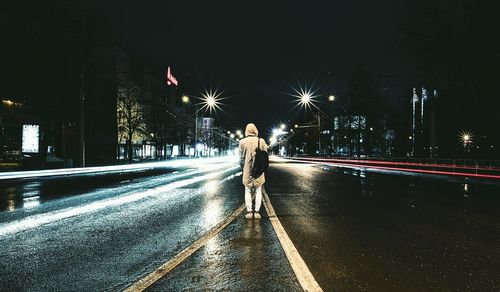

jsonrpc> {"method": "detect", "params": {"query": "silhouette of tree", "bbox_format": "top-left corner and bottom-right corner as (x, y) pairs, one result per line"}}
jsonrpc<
(117, 80), (146, 162)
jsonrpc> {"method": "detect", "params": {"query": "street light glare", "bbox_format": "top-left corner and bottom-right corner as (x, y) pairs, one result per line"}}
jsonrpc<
(280, 124), (286, 130)
(289, 82), (320, 112)
(301, 93), (311, 104)
(459, 130), (473, 145)
(181, 95), (190, 104)
(328, 95), (335, 102)
(200, 87), (227, 114)
(206, 95), (216, 107)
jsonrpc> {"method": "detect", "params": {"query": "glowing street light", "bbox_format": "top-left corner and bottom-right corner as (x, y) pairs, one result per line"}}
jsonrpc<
(459, 130), (473, 147)
(200, 88), (225, 114)
(236, 130), (242, 136)
(328, 94), (335, 102)
(230, 133), (235, 139)
(301, 93), (311, 104)
(206, 96), (216, 107)
(289, 82), (320, 112)
(280, 124), (286, 130)
(181, 95), (190, 104)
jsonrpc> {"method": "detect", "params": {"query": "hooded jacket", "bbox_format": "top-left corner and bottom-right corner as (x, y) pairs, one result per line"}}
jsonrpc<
(239, 123), (269, 188)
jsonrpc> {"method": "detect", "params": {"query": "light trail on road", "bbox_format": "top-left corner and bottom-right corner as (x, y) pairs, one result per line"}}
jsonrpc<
(0, 156), (238, 181)
(0, 163), (239, 236)
(289, 157), (500, 180)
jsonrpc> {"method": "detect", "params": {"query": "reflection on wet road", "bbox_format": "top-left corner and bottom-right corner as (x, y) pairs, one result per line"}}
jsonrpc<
(265, 159), (500, 291)
(149, 216), (301, 291)
(0, 169), (175, 212)
(0, 160), (245, 291)
(1, 158), (499, 291)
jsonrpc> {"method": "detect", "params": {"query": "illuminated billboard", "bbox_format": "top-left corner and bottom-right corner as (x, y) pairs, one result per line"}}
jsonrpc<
(22, 124), (40, 153)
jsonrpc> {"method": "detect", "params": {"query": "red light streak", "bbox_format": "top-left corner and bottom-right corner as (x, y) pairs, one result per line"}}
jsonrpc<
(292, 158), (500, 180)
(293, 157), (500, 172)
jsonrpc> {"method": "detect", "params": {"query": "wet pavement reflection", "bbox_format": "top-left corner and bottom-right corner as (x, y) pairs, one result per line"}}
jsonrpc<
(0, 164), (244, 291)
(1, 159), (498, 291)
(0, 168), (175, 212)
(149, 215), (301, 291)
(266, 161), (500, 291)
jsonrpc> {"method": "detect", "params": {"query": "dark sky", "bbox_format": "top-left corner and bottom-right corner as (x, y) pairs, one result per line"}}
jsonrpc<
(0, 1), (422, 133)
(92, 0), (418, 131)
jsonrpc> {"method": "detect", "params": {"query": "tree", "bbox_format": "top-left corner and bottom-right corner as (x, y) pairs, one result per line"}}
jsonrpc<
(346, 66), (382, 156)
(117, 80), (146, 162)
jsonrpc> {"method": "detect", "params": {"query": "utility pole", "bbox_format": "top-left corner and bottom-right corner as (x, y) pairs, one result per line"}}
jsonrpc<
(79, 15), (86, 167)
(317, 113), (321, 156)
(430, 89), (438, 159)
(412, 88), (418, 157)
(194, 104), (198, 157)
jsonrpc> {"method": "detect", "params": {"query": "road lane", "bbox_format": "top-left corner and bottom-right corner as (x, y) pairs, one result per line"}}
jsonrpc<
(3, 157), (498, 291)
(0, 161), (244, 291)
(148, 211), (302, 291)
(265, 159), (500, 291)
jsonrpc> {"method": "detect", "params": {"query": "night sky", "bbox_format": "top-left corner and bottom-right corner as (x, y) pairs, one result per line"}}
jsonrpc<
(2, 0), (499, 151)
(91, 0), (418, 130)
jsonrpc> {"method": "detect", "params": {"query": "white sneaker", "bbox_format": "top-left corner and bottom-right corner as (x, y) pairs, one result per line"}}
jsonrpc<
(253, 212), (261, 219)
(245, 211), (253, 219)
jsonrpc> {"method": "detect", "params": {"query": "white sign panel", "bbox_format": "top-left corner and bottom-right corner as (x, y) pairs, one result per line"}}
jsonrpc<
(22, 124), (40, 153)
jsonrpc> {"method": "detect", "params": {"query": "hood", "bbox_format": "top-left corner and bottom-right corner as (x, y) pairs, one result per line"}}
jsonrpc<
(245, 123), (259, 137)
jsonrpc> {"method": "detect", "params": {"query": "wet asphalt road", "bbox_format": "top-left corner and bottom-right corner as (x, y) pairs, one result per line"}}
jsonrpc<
(265, 159), (500, 291)
(1, 157), (500, 291)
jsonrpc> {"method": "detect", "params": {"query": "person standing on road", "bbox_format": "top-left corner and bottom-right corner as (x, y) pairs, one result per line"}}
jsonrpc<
(239, 123), (268, 219)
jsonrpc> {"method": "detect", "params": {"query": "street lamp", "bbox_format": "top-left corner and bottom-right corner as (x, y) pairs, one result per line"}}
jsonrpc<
(182, 95), (190, 104)
(327, 94), (336, 156)
(459, 130), (473, 150)
(301, 93), (311, 104)
(206, 96), (216, 107)
(298, 93), (323, 155)
(200, 88), (223, 115)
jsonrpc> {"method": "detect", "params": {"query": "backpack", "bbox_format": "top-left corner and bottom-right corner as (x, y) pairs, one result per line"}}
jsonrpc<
(251, 137), (269, 178)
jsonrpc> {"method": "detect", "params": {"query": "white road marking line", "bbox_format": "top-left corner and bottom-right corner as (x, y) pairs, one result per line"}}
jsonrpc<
(125, 204), (246, 292)
(262, 188), (324, 292)
(0, 165), (239, 237)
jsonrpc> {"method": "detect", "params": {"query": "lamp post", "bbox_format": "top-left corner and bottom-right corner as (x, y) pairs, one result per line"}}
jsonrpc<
(200, 90), (222, 157)
(181, 95), (190, 156)
(299, 93), (334, 156)
(299, 93), (321, 155)
(328, 95), (335, 156)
